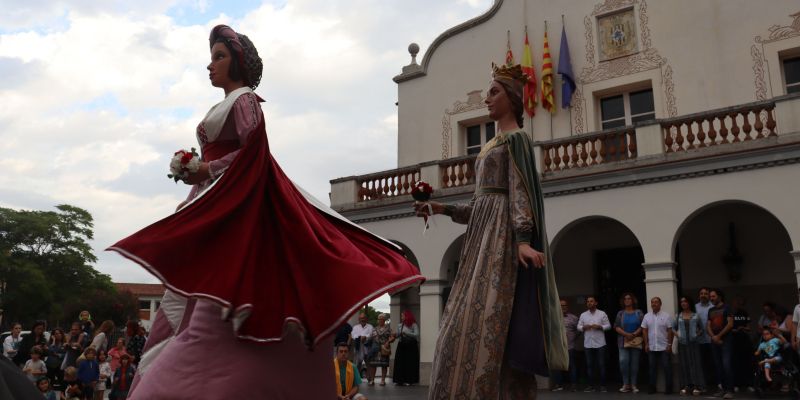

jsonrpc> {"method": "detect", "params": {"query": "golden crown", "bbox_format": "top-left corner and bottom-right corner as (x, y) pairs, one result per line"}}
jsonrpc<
(492, 62), (529, 85)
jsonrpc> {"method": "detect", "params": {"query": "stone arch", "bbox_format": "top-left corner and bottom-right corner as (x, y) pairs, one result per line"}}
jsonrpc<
(438, 234), (465, 310)
(672, 200), (795, 320)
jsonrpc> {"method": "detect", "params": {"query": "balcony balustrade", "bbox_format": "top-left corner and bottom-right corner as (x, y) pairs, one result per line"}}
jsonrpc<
(330, 94), (800, 210)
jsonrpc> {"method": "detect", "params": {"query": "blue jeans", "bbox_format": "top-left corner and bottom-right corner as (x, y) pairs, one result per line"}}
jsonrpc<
(552, 349), (578, 385)
(711, 335), (734, 392)
(619, 347), (641, 386)
(585, 346), (607, 387)
(648, 350), (673, 392)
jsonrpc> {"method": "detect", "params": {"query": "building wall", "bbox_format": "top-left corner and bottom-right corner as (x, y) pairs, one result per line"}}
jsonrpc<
(397, 0), (800, 166)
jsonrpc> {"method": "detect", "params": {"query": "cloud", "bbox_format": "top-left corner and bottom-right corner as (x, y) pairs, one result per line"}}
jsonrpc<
(0, 1), (492, 289)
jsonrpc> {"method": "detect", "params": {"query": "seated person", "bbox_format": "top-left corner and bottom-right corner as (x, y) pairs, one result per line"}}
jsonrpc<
(334, 342), (368, 400)
(755, 327), (786, 382)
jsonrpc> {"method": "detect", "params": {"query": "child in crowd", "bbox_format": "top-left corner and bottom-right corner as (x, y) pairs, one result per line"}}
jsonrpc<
(95, 349), (112, 400)
(755, 327), (786, 382)
(37, 377), (60, 400)
(63, 366), (82, 400)
(109, 354), (135, 400)
(77, 347), (98, 400)
(23, 346), (48, 382)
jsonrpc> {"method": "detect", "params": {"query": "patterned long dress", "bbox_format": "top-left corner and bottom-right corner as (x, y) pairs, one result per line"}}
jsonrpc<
(368, 324), (394, 368)
(429, 130), (545, 400)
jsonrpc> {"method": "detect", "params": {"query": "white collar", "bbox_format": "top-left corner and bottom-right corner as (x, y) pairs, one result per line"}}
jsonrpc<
(199, 87), (253, 143)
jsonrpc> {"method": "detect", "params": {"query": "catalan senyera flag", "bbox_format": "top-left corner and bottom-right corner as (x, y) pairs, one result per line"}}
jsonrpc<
(521, 29), (537, 117)
(541, 27), (555, 114)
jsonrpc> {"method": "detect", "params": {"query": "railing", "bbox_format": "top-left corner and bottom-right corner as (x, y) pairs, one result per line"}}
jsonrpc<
(662, 102), (777, 153)
(440, 155), (476, 188)
(332, 94), (800, 208)
(541, 128), (637, 172)
(357, 167), (420, 202)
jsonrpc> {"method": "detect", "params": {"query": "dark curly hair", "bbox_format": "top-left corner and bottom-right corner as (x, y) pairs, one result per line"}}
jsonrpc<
(214, 34), (263, 90)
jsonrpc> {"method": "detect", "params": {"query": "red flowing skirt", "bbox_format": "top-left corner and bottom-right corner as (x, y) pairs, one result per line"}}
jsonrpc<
(108, 119), (423, 346)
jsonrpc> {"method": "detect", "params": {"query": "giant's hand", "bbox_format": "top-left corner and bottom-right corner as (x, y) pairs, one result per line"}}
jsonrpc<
(413, 201), (444, 218)
(518, 243), (545, 269)
(184, 162), (210, 185)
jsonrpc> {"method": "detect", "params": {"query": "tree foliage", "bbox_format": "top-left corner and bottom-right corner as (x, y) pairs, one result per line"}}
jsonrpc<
(0, 205), (138, 330)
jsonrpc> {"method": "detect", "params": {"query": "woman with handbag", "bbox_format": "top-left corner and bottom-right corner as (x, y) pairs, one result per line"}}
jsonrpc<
(392, 310), (420, 385)
(367, 314), (395, 386)
(675, 296), (706, 395)
(614, 293), (644, 393)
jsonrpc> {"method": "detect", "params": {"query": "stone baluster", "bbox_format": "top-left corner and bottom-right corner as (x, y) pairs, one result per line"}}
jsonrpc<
(742, 109), (753, 141)
(685, 121), (695, 150)
(707, 117), (718, 146)
(766, 104), (777, 136)
(730, 113), (741, 143)
(543, 145), (552, 172)
(696, 120), (706, 148)
(754, 108), (765, 139)
(627, 131), (637, 157)
(663, 123), (674, 153)
(719, 115), (730, 144)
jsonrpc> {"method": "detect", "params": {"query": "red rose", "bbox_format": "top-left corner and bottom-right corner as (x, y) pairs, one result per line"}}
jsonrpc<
(180, 152), (194, 164)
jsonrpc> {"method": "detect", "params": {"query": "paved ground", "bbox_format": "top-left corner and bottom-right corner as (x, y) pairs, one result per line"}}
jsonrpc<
(360, 383), (781, 399)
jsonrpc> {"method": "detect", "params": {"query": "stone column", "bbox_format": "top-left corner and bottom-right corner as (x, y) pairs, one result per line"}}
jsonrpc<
(418, 279), (444, 386)
(642, 261), (679, 392)
(642, 262), (679, 314)
(792, 250), (800, 289)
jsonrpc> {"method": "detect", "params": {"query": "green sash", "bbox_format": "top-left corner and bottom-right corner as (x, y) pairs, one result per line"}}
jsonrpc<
(503, 130), (569, 371)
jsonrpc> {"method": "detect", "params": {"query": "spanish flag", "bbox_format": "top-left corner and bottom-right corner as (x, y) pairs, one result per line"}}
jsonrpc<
(541, 26), (555, 114)
(521, 28), (537, 117)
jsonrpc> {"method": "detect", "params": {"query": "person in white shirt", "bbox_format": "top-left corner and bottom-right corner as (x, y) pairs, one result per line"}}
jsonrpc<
(350, 313), (374, 376)
(577, 296), (611, 392)
(3, 323), (22, 361)
(641, 297), (674, 394)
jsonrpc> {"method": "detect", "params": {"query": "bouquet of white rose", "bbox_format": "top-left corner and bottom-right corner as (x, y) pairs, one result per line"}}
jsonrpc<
(168, 148), (201, 183)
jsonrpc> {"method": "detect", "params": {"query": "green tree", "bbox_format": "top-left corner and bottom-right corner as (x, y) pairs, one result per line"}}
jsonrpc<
(362, 304), (383, 326)
(0, 205), (137, 329)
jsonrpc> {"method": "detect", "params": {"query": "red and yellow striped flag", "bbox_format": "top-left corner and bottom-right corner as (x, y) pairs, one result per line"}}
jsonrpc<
(505, 30), (514, 66)
(521, 29), (537, 117)
(541, 27), (555, 114)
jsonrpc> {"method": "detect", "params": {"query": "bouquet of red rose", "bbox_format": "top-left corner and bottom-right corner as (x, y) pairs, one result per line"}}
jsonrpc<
(412, 181), (434, 233)
(167, 148), (201, 183)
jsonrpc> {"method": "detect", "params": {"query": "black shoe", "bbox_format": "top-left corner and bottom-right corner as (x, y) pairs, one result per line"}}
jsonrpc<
(648, 389), (657, 394)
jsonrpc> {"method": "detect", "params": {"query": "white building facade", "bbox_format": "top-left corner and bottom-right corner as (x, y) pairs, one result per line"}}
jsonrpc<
(330, 0), (800, 385)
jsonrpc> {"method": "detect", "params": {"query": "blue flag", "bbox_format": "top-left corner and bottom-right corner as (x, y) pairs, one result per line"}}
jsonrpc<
(558, 25), (576, 109)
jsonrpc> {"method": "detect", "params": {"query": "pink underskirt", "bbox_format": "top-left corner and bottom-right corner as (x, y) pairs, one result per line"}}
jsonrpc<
(129, 300), (336, 399)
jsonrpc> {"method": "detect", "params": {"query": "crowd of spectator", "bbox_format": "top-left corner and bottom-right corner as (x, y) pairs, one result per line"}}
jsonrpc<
(333, 310), (420, 399)
(2, 312), (147, 400)
(551, 287), (800, 399)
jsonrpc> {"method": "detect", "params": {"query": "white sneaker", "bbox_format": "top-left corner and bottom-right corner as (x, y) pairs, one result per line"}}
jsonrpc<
(632, 386), (640, 393)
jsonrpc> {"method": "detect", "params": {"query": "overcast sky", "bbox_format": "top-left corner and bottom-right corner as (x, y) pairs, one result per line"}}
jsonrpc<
(0, 0), (491, 311)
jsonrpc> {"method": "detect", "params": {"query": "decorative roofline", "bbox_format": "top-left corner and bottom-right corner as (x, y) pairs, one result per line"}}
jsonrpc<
(393, 0), (504, 83)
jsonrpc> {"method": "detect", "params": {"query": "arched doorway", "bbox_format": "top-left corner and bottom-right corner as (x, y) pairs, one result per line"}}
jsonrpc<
(439, 234), (465, 312)
(551, 216), (645, 385)
(674, 201), (795, 321)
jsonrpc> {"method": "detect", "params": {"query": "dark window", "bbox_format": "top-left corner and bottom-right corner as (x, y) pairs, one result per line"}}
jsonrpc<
(485, 121), (496, 141)
(600, 87), (655, 129)
(601, 95), (625, 130)
(465, 121), (496, 155)
(629, 89), (655, 122)
(785, 57), (800, 94)
(139, 301), (150, 310)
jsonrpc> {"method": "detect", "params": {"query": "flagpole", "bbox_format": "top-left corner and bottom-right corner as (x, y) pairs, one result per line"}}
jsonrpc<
(547, 19), (551, 144)
(563, 14), (573, 136)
